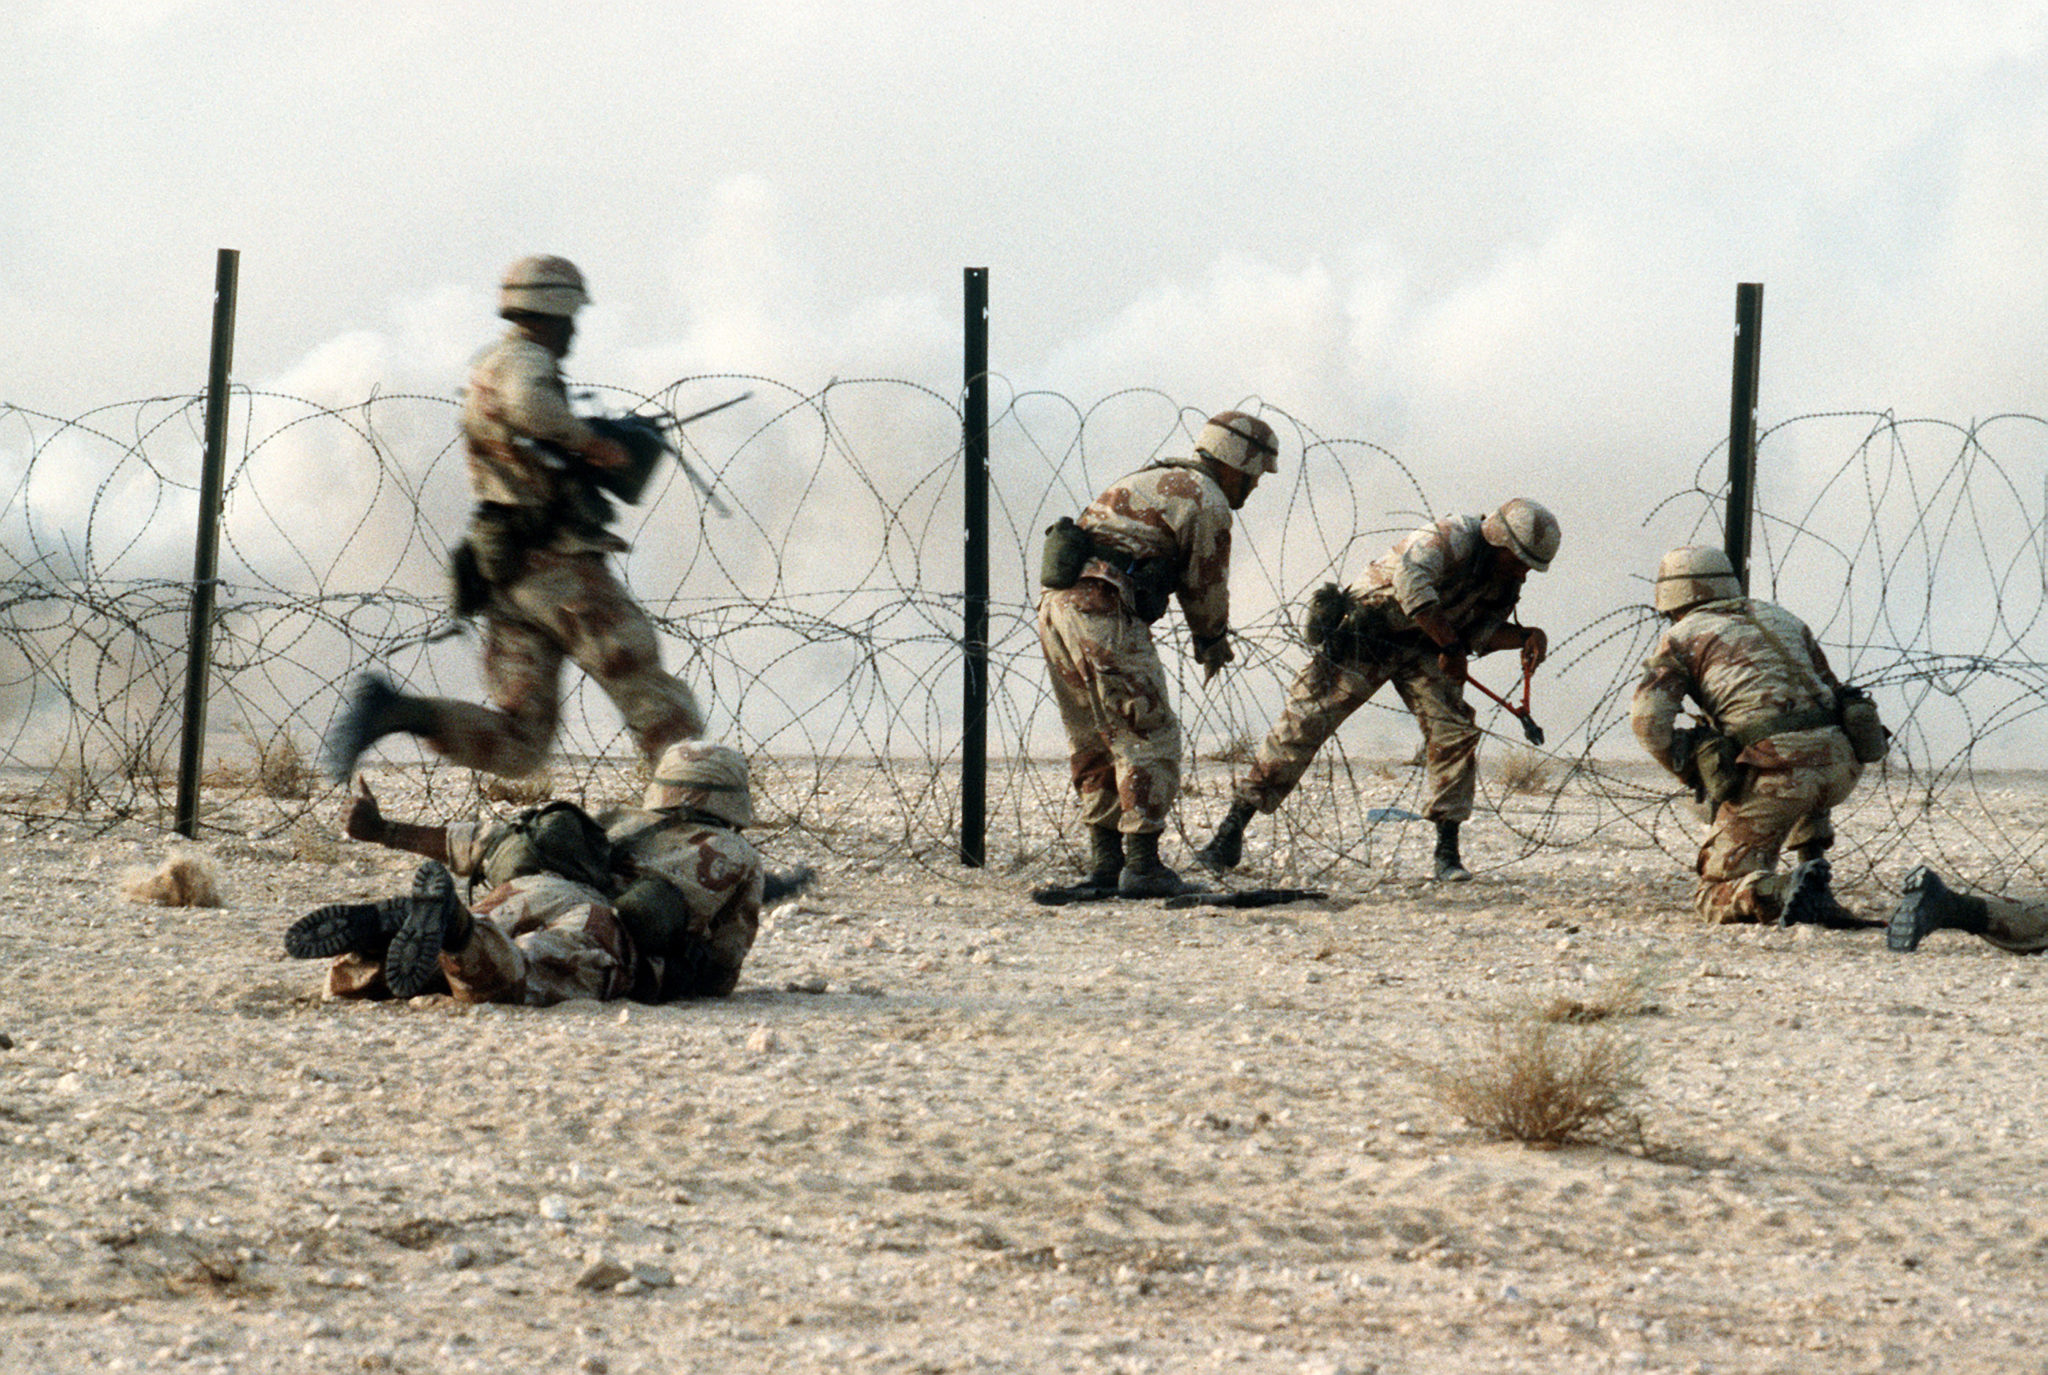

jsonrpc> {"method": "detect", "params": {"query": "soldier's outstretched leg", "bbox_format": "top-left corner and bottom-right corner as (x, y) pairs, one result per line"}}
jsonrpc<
(1887, 866), (1990, 951)
(284, 896), (410, 960)
(322, 674), (442, 783)
(1196, 799), (1256, 873)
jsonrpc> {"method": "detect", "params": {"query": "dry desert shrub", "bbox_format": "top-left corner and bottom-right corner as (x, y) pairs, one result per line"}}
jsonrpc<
(289, 820), (341, 864)
(123, 849), (223, 908)
(1407, 1016), (1644, 1148)
(1493, 747), (1556, 795)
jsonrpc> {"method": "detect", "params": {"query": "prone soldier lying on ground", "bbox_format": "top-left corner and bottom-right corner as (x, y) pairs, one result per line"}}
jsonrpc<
(1888, 867), (2048, 954)
(284, 743), (811, 1005)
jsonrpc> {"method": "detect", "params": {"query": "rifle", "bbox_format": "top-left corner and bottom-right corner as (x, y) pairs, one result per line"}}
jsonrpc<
(579, 391), (751, 515)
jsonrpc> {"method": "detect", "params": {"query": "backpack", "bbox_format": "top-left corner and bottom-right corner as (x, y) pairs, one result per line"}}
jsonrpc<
(476, 801), (617, 894)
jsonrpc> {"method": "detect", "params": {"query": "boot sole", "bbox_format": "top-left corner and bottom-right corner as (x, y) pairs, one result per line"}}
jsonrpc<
(384, 862), (461, 998)
(283, 898), (406, 959)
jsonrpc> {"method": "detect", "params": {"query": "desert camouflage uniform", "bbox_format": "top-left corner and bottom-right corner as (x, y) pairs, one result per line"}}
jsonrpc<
(1235, 515), (1527, 824)
(1631, 596), (1861, 924)
(413, 329), (703, 777)
(325, 807), (762, 1005)
(1036, 462), (1233, 833)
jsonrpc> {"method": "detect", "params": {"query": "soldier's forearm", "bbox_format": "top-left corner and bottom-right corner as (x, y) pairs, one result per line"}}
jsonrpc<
(377, 821), (451, 866)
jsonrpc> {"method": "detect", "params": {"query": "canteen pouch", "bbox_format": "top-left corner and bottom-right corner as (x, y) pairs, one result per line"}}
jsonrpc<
(1040, 517), (1092, 590)
(1837, 685), (1890, 764)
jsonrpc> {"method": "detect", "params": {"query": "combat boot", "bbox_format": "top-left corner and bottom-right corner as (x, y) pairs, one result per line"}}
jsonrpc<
(1083, 825), (1125, 890)
(383, 861), (475, 998)
(1887, 865), (1990, 952)
(283, 896), (410, 960)
(322, 673), (440, 783)
(1433, 819), (1471, 882)
(1780, 857), (1872, 928)
(1194, 800), (1255, 873)
(1118, 830), (1187, 898)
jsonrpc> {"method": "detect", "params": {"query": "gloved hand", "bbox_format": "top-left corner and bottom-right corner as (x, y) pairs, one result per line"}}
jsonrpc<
(1519, 626), (1549, 674)
(1195, 632), (1234, 683)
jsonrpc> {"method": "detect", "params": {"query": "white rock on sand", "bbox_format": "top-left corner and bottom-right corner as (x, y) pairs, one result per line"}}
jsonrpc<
(0, 766), (2043, 1372)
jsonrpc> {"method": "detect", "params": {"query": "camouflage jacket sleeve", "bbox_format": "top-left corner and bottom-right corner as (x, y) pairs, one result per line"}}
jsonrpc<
(1173, 478), (1233, 644)
(441, 815), (515, 879)
(1629, 627), (1692, 774)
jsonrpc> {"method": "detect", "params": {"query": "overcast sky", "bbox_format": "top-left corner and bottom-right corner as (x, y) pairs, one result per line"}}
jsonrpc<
(10, 0), (2048, 596)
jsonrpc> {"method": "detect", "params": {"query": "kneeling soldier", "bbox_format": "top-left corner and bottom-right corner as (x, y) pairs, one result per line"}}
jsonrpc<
(1631, 546), (1873, 926)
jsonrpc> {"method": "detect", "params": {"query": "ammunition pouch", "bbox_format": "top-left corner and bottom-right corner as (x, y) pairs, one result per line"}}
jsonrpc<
(1127, 554), (1177, 623)
(477, 801), (616, 894)
(465, 503), (547, 586)
(1836, 685), (1889, 764)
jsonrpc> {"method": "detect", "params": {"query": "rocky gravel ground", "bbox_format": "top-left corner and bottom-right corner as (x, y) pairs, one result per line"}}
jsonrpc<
(1, 765), (2044, 1373)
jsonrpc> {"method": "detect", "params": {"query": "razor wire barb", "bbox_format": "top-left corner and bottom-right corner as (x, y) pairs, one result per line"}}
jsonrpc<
(3, 383), (2047, 896)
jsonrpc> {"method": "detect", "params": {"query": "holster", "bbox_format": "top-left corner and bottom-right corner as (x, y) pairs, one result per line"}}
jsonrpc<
(1673, 724), (1745, 807)
(448, 539), (489, 619)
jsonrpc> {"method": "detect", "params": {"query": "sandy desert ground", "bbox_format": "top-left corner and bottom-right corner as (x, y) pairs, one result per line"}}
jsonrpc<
(1, 759), (2045, 1374)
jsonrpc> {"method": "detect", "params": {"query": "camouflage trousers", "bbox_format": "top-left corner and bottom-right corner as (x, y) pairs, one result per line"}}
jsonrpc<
(1037, 581), (1180, 833)
(324, 873), (644, 1005)
(425, 551), (704, 777)
(1695, 727), (1862, 923)
(1973, 895), (2048, 955)
(1235, 649), (1482, 823)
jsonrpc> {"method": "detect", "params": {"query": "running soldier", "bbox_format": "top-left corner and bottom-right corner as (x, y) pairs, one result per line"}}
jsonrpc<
(323, 255), (704, 783)
(1195, 499), (1559, 882)
(285, 742), (785, 1005)
(1630, 546), (1869, 926)
(1037, 411), (1279, 897)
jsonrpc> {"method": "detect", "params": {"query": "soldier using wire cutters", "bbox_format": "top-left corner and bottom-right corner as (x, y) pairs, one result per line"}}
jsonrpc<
(323, 255), (704, 784)
(1194, 499), (1559, 882)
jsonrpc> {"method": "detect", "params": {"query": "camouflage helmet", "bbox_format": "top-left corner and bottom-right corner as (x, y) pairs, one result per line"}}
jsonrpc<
(499, 255), (589, 320)
(644, 742), (753, 827)
(1194, 411), (1280, 477)
(1653, 545), (1742, 615)
(1480, 497), (1561, 572)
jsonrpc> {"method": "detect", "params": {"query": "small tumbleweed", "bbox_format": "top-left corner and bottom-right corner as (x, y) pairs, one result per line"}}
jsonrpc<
(122, 849), (223, 908)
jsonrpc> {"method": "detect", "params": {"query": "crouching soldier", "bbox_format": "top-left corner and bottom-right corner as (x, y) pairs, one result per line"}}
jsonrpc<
(1037, 410), (1278, 897)
(1631, 546), (1880, 927)
(1195, 498), (1559, 882)
(285, 742), (792, 1004)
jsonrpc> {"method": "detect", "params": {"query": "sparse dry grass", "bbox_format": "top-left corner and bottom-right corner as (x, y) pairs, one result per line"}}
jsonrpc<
(1405, 1014), (1645, 1148)
(1535, 967), (1663, 1025)
(1203, 734), (1259, 765)
(1493, 747), (1557, 795)
(289, 820), (340, 864)
(481, 773), (554, 807)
